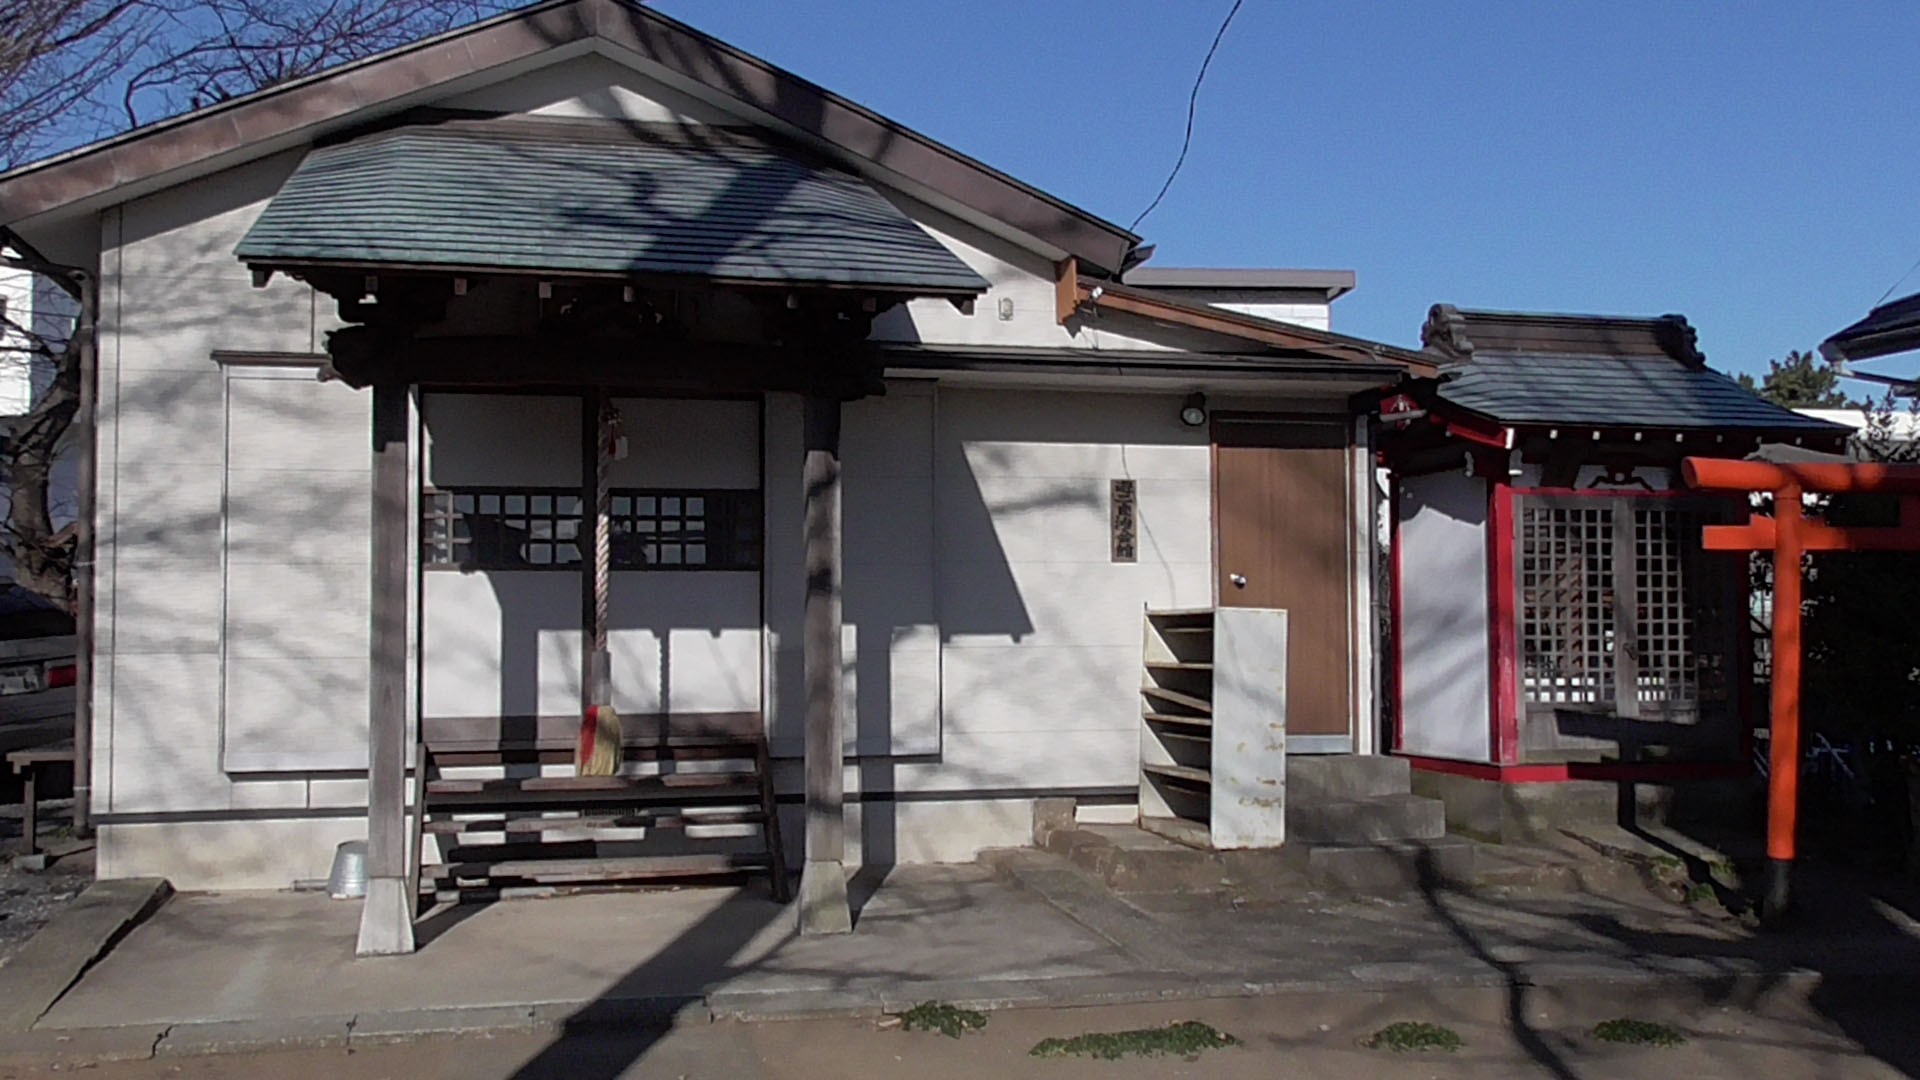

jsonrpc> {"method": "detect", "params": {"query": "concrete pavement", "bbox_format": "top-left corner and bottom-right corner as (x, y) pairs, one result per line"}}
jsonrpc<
(5, 837), (1920, 1069)
(1, 983), (1916, 1078)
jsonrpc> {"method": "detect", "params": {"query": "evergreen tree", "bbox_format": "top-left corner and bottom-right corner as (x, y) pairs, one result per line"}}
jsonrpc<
(1736, 349), (1863, 408)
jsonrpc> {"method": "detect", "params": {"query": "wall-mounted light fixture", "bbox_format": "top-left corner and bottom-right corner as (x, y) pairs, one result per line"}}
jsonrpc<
(1179, 392), (1208, 428)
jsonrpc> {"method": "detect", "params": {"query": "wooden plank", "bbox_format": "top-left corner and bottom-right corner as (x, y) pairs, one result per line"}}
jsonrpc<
(424, 810), (766, 835)
(1139, 814), (1212, 850)
(1157, 731), (1213, 749)
(1141, 685), (1213, 714)
(421, 712), (764, 749)
(430, 743), (759, 768)
(6, 742), (75, 768)
(427, 773), (755, 795)
(425, 853), (771, 883)
(1142, 762), (1212, 785)
(1142, 712), (1213, 729)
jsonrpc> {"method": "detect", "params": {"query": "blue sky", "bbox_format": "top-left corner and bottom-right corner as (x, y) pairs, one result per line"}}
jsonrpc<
(654, 1), (1920, 381)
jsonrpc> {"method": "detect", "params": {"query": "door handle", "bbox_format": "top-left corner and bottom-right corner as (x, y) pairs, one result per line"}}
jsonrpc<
(1229, 573), (1247, 588)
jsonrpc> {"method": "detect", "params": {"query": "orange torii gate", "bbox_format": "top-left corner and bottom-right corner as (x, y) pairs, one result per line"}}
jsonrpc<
(1684, 457), (1920, 922)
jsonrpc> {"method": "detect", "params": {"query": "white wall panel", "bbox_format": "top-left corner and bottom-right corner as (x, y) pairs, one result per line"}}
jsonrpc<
(223, 658), (371, 772)
(932, 388), (1213, 793)
(606, 397), (758, 489)
(423, 393), (764, 723)
(219, 365), (372, 772)
(422, 392), (580, 487)
(1397, 471), (1493, 763)
(107, 654), (229, 813)
(438, 53), (740, 125)
(422, 572), (581, 718)
(107, 558), (222, 654)
(609, 572), (761, 713)
(765, 384), (939, 756)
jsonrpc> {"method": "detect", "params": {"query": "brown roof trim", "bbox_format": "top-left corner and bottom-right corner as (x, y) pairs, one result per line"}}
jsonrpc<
(1060, 261), (1436, 375)
(0, 0), (1141, 273)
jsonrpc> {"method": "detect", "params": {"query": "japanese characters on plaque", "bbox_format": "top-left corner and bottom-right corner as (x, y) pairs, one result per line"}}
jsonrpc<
(1111, 478), (1138, 563)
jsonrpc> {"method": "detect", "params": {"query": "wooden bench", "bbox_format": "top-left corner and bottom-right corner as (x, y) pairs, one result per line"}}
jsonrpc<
(416, 713), (789, 900)
(7, 738), (74, 859)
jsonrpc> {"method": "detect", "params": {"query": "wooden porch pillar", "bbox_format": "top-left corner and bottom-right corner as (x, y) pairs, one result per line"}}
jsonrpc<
(357, 382), (415, 957)
(798, 391), (852, 935)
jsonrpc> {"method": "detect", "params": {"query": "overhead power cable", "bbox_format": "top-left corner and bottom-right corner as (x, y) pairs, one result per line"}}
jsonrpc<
(1873, 250), (1920, 307)
(1128, 0), (1247, 234)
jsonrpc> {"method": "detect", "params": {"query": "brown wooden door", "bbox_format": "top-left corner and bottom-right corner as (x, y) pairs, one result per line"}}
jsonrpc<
(1214, 418), (1353, 744)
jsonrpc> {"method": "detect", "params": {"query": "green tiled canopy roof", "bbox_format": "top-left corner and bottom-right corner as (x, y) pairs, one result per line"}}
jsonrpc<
(1436, 353), (1845, 431)
(1422, 306), (1849, 434)
(236, 115), (989, 296)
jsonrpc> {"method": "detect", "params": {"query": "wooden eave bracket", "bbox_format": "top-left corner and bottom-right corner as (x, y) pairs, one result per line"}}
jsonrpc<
(1053, 257), (1438, 376)
(1054, 258), (1081, 324)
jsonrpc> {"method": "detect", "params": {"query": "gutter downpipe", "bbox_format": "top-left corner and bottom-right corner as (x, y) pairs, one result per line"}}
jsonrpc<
(71, 268), (97, 837)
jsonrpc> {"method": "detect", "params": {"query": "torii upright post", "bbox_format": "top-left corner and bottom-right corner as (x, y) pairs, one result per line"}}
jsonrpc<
(1684, 457), (1920, 924)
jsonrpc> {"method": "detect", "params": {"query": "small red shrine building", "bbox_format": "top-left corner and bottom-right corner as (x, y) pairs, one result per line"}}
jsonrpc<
(1379, 306), (1851, 837)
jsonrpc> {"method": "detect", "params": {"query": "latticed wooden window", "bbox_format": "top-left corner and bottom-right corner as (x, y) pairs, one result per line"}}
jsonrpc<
(1517, 495), (1733, 715)
(422, 487), (761, 571)
(422, 489), (583, 569)
(1519, 503), (1616, 706)
(1632, 506), (1731, 708)
(607, 490), (762, 571)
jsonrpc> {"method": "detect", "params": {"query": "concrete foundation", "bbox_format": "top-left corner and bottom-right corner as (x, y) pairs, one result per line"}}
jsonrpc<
(1411, 769), (1756, 843)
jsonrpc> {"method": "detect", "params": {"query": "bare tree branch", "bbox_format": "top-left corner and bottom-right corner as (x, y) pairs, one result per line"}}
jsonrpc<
(0, 0), (513, 606)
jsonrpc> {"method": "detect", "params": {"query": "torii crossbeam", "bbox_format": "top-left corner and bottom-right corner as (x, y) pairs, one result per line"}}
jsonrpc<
(1684, 457), (1920, 923)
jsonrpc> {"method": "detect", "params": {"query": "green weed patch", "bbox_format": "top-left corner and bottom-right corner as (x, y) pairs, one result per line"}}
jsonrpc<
(1030, 1020), (1237, 1060)
(1365, 1021), (1463, 1052)
(1593, 1018), (1686, 1047)
(896, 1001), (987, 1038)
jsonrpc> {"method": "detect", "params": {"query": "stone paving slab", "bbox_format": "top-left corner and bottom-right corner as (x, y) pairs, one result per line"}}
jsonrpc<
(0, 877), (169, 1032)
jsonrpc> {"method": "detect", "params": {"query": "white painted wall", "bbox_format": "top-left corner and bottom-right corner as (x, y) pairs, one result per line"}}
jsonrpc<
(606, 397), (761, 716)
(766, 383), (940, 757)
(92, 153), (331, 855)
(1213, 301), (1331, 332)
(904, 388), (1214, 794)
(437, 51), (742, 126)
(1396, 471), (1492, 762)
(220, 363), (372, 772)
(419, 392), (763, 722)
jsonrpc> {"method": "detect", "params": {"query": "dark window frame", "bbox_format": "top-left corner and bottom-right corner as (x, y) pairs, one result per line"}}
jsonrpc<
(421, 485), (762, 572)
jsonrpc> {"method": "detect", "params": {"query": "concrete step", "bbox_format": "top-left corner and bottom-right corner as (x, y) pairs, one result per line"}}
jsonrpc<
(1296, 837), (1477, 893)
(1285, 755), (1412, 802)
(1044, 825), (1235, 894)
(1285, 793), (1447, 844)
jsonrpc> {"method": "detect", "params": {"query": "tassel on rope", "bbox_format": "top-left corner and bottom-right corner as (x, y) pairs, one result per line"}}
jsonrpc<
(577, 392), (624, 777)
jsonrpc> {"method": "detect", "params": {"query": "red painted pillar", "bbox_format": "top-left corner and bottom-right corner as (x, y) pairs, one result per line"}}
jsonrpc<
(1765, 484), (1804, 923)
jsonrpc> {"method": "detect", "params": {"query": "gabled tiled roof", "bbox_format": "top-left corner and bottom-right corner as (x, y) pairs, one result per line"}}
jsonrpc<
(0, 0), (1141, 274)
(236, 116), (987, 295)
(1421, 305), (1850, 434)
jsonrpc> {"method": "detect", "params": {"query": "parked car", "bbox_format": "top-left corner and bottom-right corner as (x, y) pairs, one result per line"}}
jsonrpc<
(0, 585), (74, 736)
